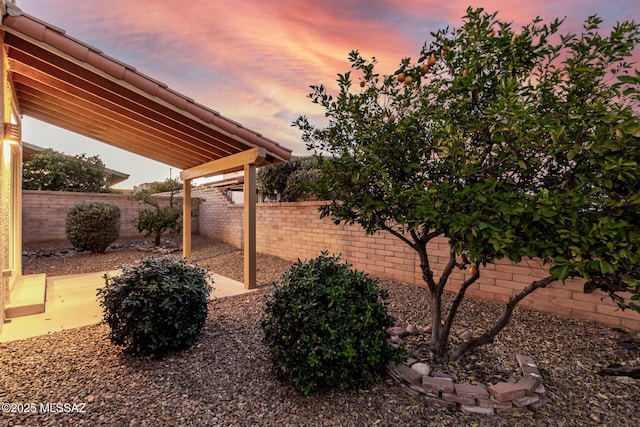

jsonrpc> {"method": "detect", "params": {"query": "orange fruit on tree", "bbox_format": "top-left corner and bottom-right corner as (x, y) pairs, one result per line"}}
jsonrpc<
(427, 56), (437, 66)
(403, 75), (413, 85)
(397, 72), (406, 83)
(470, 266), (478, 275)
(360, 80), (366, 88)
(421, 64), (430, 75)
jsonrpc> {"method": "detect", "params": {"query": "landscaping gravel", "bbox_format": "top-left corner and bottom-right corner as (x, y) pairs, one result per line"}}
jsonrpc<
(1, 236), (638, 426)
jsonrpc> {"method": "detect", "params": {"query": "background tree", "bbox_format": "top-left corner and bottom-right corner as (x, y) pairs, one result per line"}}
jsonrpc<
(131, 178), (183, 246)
(257, 156), (321, 201)
(23, 148), (108, 192)
(295, 8), (640, 362)
(145, 177), (184, 194)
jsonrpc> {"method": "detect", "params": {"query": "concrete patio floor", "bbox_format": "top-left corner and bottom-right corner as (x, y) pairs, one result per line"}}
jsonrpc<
(0, 271), (252, 343)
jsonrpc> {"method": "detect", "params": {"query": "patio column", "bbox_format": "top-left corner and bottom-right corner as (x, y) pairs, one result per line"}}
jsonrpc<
(180, 147), (265, 289)
(182, 178), (192, 260)
(243, 163), (257, 289)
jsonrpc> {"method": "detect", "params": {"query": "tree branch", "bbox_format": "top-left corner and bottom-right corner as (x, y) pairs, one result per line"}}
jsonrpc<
(441, 262), (480, 354)
(449, 275), (557, 362)
(437, 247), (458, 290)
(382, 224), (418, 251)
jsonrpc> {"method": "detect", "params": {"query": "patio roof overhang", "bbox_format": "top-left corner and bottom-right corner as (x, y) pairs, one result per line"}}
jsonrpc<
(1, 4), (293, 290)
(1, 9), (292, 172)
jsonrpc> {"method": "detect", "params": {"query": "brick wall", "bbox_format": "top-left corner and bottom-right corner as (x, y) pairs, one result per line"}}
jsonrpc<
(22, 190), (199, 244)
(194, 186), (640, 330)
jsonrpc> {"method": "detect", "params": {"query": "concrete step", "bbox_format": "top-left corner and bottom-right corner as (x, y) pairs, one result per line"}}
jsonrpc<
(5, 274), (47, 318)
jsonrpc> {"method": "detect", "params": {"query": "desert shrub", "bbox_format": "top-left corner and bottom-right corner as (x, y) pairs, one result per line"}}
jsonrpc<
(65, 202), (120, 253)
(98, 257), (212, 357)
(134, 204), (182, 246)
(131, 184), (183, 247)
(261, 253), (400, 394)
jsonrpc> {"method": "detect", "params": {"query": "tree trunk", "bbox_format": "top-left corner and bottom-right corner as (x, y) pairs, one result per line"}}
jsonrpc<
(430, 288), (447, 360)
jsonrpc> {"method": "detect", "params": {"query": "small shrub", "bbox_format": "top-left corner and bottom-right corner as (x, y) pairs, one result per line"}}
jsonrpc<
(98, 257), (212, 357)
(261, 253), (400, 395)
(134, 205), (182, 246)
(65, 202), (120, 253)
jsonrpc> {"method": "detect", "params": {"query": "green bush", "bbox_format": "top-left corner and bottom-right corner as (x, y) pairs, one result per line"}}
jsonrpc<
(134, 204), (182, 246)
(65, 202), (120, 253)
(283, 168), (320, 202)
(257, 156), (321, 201)
(98, 257), (212, 357)
(261, 253), (399, 395)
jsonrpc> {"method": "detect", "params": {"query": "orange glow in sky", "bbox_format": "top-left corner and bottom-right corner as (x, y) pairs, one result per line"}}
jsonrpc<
(16, 0), (640, 187)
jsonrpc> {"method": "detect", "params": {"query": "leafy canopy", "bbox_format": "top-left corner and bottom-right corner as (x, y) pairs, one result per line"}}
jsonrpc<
(131, 178), (184, 246)
(23, 148), (108, 192)
(296, 8), (640, 359)
(257, 156), (321, 201)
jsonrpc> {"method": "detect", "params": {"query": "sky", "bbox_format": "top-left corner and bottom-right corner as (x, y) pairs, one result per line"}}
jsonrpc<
(16, 0), (640, 188)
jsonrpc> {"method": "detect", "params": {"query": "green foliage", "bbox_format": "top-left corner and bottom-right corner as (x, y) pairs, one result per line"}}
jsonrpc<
(257, 156), (321, 201)
(295, 7), (640, 361)
(131, 180), (183, 246)
(23, 148), (108, 192)
(98, 257), (212, 357)
(145, 178), (184, 194)
(261, 253), (400, 395)
(65, 202), (120, 253)
(134, 205), (182, 246)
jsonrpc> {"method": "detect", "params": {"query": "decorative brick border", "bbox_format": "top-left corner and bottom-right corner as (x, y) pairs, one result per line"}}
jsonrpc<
(386, 325), (547, 415)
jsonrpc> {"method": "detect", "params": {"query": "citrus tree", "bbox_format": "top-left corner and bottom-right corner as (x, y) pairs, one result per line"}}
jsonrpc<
(295, 8), (640, 362)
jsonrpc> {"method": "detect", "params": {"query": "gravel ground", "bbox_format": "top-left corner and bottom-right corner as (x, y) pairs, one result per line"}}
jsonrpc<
(1, 236), (638, 426)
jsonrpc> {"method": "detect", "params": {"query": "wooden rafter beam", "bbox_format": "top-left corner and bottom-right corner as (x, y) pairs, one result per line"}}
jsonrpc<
(180, 147), (266, 180)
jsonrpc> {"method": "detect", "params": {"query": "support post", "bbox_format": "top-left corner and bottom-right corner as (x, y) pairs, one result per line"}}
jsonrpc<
(243, 163), (257, 289)
(182, 179), (192, 260)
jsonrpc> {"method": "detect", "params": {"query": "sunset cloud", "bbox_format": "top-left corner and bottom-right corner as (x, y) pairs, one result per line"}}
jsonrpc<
(17, 0), (640, 186)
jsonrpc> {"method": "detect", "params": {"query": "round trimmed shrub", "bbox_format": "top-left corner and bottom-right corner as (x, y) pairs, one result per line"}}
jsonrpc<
(261, 253), (399, 395)
(65, 201), (120, 253)
(98, 257), (212, 357)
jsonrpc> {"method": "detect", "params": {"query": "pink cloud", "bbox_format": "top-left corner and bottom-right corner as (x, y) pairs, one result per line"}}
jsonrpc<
(16, 0), (640, 162)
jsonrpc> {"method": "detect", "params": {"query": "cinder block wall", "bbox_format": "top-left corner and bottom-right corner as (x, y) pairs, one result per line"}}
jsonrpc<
(194, 186), (640, 330)
(22, 190), (199, 244)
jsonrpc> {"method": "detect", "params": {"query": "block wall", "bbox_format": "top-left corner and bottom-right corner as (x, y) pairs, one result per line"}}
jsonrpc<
(22, 190), (199, 244)
(194, 186), (640, 330)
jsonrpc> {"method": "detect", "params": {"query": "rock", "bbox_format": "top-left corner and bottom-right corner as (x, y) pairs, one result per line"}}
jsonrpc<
(390, 336), (405, 346)
(404, 357), (418, 367)
(406, 324), (421, 336)
(411, 362), (431, 376)
(388, 326), (410, 338)
(457, 328), (472, 341)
